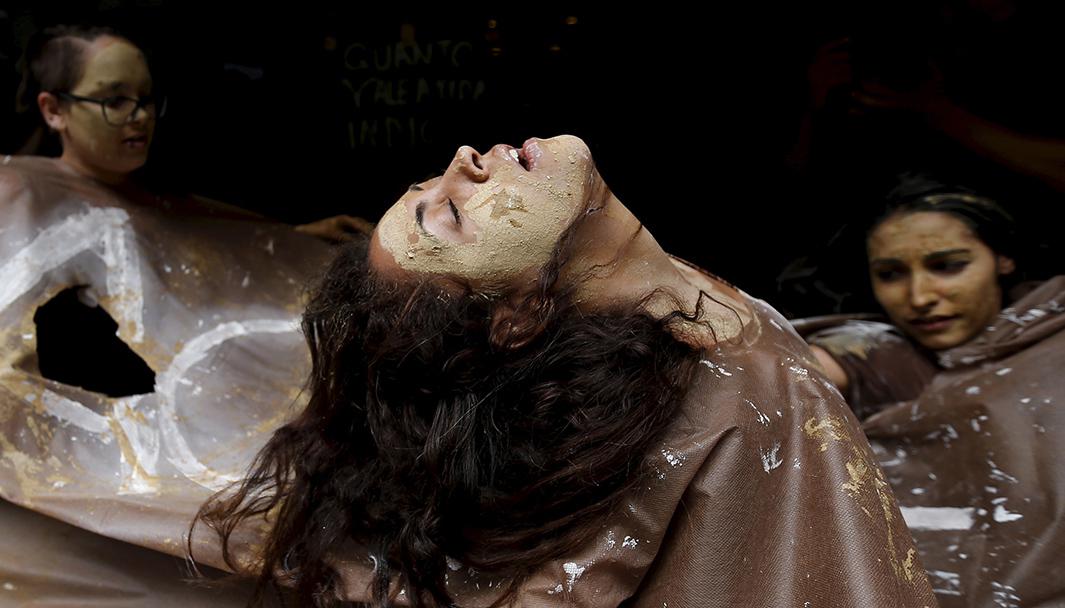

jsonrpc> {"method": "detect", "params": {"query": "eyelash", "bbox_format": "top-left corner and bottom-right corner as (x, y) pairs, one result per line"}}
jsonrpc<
(415, 204), (425, 228)
(448, 199), (461, 226)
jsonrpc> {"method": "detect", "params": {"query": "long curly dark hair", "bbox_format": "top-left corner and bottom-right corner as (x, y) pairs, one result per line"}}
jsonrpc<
(193, 224), (706, 607)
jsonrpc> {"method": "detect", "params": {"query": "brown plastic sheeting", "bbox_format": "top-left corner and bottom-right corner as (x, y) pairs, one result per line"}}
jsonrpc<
(1, 157), (935, 606)
(0, 156), (332, 606)
(808, 277), (1065, 607)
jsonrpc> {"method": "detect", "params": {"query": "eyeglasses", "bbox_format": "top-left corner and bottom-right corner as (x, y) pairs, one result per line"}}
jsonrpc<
(54, 92), (167, 126)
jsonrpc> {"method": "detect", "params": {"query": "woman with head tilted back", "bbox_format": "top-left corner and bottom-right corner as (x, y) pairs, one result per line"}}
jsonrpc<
(196, 136), (935, 607)
(806, 175), (1065, 607)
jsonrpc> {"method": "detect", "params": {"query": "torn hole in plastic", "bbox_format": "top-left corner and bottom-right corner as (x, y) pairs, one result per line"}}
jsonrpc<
(33, 286), (156, 397)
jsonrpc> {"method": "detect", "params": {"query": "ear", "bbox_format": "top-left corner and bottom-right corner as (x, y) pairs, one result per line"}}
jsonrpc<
(997, 255), (1016, 276)
(37, 91), (66, 132)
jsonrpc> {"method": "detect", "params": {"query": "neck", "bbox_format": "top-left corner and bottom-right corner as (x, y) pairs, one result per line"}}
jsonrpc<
(567, 192), (708, 310)
(563, 190), (750, 346)
(58, 151), (128, 186)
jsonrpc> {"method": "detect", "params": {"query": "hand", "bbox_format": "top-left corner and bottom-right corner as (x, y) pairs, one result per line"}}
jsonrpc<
(850, 63), (949, 117)
(294, 214), (375, 244)
(807, 37), (853, 110)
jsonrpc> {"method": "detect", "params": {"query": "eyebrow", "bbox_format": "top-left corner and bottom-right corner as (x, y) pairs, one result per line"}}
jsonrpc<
(870, 248), (972, 266)
(924, 248), (970, 261)
(91, 79), (153, 92)
(409, 183), (423, 192)
(91, 80), (128, 92)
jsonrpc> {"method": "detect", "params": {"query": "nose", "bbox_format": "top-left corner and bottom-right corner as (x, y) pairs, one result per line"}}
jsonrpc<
(127, 102), (152, 126)
(908, 272), (940, 311)
(416, 146), (488, 213)
(448, 145), (489, 182)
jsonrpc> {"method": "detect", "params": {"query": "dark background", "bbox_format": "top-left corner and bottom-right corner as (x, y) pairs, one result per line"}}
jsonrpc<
(3, 2), (1063, 318)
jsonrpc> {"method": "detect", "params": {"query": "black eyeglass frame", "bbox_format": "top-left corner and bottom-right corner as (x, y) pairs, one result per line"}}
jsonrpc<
(53, 91), (167, 126)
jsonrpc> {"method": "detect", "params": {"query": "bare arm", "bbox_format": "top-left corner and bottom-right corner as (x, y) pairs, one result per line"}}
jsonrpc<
(810, 344), (850, 393)
(786, 37), (852, 173)
(927, 101), (1065, 192)
(294, 214), (375, 244)
(853, 78), (1065, 192)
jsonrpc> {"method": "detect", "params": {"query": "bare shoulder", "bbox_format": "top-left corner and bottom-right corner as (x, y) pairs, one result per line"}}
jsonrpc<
(809, 344), (850, 392)
(0, 156), (33, 205)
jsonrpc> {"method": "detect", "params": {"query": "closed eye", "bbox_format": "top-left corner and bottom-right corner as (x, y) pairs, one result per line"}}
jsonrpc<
(448, 199), (462, 226)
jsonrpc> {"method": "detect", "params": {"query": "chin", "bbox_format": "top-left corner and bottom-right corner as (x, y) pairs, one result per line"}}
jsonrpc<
(918, 332), (970, 352)
(551, 134), (590, 155)
(118, 156), (149, 174)
(918, 338), (952, 351)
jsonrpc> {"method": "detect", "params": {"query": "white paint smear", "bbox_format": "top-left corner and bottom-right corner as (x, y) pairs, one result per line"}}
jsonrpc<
(0, 207), (144, 342)
(928, 570), (962, 596)
(41, 390), (112, 438)
(988, 459), (1019, 484)
(991, 581), (1021, 608)
(562, 562), (585, 592)
(155, 318), (299, 488)
(698, 359), (732, 377)
(605, 530), (616, 549)
(746, 399), (770, 426)
(900, 506), (975, 530)
(760, 442), (783, 473)
(661, 448), (684, 468)
(113, 395), (160, 495)
(993, 505), (1024, 523)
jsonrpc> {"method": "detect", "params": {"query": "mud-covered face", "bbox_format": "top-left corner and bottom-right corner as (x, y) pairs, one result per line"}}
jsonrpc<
(868, 211), (1014, 350)
(368, 135), (599, 288)
(54, 37), (155, 181)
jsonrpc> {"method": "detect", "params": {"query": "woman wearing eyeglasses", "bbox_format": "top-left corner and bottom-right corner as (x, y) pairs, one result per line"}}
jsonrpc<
(10, 23), (370, 240)
(0, 23), (336, 607)
(25, 25), (162, 186)
(11, 24), (262, 219)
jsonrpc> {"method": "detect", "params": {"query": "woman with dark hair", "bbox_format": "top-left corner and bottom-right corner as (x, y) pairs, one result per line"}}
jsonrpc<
(194, 136), (936, 607)
(17, 24), (162, 185)
(806, 174), (1065, 607)
(9, 23), (370, 240)
(0, 23), (364, 605)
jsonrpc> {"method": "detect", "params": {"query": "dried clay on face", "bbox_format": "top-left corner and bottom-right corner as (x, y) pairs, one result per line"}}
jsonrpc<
(375, 137), (591, 283)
